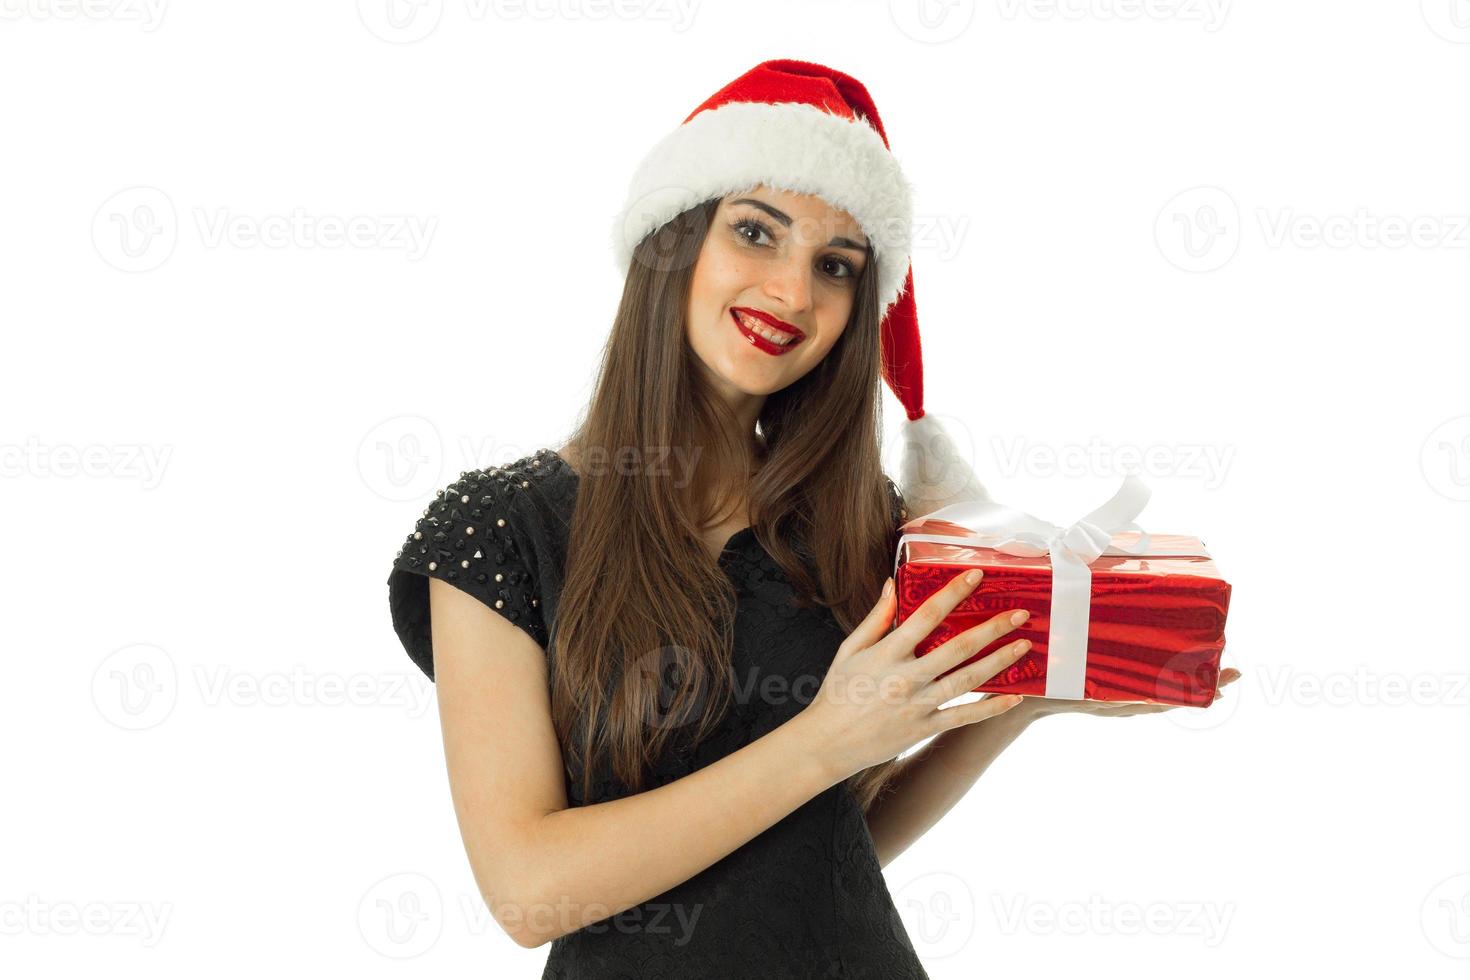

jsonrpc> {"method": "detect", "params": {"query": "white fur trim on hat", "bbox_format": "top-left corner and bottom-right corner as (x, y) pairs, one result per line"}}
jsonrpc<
(611, 100), (915, 314)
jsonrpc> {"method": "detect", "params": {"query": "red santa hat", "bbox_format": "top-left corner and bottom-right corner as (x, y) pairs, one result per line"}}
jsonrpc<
(612, 58), (990, 516)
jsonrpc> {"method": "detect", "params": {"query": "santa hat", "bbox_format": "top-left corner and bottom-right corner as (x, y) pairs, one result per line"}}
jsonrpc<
(611, 58), (990, 517)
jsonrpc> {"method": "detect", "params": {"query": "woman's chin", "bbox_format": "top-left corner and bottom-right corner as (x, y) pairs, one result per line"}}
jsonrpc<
(709, 357), (788, 397)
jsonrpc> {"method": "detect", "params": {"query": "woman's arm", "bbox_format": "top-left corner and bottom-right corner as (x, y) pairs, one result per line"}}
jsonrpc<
(429, 578), (842, 950)
(862, 698), (1043, 868)
(515, 712), (834, 946)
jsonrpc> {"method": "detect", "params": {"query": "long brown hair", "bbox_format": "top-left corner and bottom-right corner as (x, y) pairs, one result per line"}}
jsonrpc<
(550, 197), (903, 812)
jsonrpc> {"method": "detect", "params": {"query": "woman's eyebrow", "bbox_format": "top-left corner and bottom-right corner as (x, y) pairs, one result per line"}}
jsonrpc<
(729, 198), (869, 252)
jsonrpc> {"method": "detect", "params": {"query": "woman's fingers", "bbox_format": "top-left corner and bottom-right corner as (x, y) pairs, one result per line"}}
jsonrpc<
(881, 569), (985, 660)
(912, 607), (1030, 682)
(926, 637), (1033, 705)
(837, 576), (899, 659)
(931, 690), (1026, 733)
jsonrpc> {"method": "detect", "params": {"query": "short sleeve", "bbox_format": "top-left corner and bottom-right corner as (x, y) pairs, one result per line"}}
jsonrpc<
(387, 467), (548, 681)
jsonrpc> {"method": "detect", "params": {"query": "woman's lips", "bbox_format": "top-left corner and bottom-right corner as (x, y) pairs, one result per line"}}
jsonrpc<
(730, 308), (804, 356)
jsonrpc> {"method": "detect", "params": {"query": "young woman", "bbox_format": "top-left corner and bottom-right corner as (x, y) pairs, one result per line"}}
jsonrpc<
(386, 60), (1237, 978)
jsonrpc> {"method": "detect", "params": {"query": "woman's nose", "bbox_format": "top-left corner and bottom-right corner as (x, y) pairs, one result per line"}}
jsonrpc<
(762, 257), (813, 314)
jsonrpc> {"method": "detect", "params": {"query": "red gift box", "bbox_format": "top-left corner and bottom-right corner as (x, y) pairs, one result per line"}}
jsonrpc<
(893, 486), (1232, 708)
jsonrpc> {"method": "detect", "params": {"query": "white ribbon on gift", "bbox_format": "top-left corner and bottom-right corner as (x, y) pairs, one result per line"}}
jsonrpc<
(892, 475), (1160, 700)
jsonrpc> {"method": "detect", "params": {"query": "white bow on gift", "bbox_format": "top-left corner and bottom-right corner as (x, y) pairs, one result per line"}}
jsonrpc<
(893, 475), (1158, 700)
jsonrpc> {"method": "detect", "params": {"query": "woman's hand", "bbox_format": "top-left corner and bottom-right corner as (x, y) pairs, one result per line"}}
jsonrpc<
(1011, 667), (1243, 721)
(799, 569), (1035, 785)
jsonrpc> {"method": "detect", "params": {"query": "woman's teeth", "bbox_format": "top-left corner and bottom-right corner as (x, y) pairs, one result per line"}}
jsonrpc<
(737, 311), (798, 345)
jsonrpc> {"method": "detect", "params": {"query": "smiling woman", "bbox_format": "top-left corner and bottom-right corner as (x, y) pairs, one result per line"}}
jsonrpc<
(686, 188), (871, 396)
(387, 59), (997, 979)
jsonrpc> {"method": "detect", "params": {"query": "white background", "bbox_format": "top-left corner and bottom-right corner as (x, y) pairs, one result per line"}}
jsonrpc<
(3, 0), (1468, 975)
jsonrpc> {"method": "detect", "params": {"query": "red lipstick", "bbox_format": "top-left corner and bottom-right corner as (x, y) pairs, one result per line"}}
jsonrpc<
(730, 307), (805, 356)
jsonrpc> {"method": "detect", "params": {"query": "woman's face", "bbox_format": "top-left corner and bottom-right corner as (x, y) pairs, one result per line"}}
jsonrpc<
(685, 186), (869, 404)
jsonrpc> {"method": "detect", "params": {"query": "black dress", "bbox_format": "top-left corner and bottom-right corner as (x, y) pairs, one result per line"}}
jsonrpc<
(386, 447), (930, 979)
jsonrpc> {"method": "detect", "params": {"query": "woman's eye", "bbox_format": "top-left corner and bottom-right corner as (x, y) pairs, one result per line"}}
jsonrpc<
(732, 217), (774, 247)
(823, 256), (857, 280)
(733, 216), (857, 281)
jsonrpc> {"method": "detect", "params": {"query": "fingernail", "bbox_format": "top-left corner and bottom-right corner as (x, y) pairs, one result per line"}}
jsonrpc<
(964, 570), (981, 586)
(1010, 610), (1029, 626)
(882, 577), (893, 598)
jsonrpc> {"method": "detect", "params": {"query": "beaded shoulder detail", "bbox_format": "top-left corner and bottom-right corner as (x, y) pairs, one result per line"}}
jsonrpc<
(388, 449), (562, 678)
